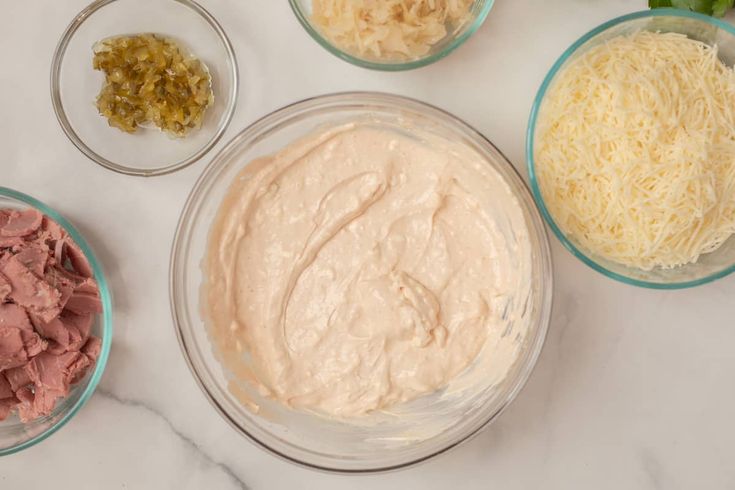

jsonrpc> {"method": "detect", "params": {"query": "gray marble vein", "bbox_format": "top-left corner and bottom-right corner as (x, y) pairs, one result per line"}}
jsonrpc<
(97, 389), (250, 490)
(640, 448), (666, 490)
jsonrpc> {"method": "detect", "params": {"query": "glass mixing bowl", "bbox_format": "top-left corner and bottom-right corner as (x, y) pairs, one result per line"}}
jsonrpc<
(289, 0), (494, 71)
(51, 0), (238, 177)
(527, 9), (735, 289)
(170, 92), (553, 472)
(0, 187), (112, 456)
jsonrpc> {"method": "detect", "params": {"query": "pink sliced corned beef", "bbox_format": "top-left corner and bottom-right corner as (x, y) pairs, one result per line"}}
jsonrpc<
(4, 365), (31, 391)
(0, 207), (102, 422)
(0, 209), (43, 237)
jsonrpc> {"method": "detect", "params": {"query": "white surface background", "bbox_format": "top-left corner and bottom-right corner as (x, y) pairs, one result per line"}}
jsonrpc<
(2, 1), (735, 489)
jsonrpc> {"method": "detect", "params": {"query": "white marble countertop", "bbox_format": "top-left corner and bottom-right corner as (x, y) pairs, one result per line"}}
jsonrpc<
(3, 0), (735, 488)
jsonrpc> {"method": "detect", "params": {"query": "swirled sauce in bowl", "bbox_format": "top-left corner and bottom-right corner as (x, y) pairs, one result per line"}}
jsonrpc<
(204, 121), (533, 418)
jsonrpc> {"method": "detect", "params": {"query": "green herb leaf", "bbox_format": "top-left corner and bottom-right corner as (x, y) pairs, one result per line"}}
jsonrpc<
(671, 0), (715, 14)
(713, 0), (734, 16)
(650, 0), (734, 15)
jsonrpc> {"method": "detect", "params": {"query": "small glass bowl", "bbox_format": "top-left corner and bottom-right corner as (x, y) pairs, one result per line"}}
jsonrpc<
(289, 0), (494, 71)
(170, 92), (553, 472)
(51, 0), (239, 177)
(527, 9), (735, 289)
(0, 187), (112, 456)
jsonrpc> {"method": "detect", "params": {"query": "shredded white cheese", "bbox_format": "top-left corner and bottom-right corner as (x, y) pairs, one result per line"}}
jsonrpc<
(535, 31), (735, 270)
(311, 0), (473, 60)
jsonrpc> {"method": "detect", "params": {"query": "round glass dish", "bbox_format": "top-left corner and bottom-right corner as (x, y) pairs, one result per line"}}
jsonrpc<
(170, 92), (553, 473)
(289, 0), (494, 71)
(527, 9), (735, 289)
(50, 0), (238, 177)
(0, 187), (112, 456)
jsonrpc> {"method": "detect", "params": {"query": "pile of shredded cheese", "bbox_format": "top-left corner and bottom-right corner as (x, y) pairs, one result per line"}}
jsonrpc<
(311, 0), (473, 60)
(535, 31), (735, 270)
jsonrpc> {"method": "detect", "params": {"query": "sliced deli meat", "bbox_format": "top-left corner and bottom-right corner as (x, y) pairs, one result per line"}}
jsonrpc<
(4, 365), (32, 391)
(81, 336), (102, 362)
(0, 207), (102, 422)
(14, 244), (50, 277)
(1, 256), (61, 322)
(0, 209), (43, 237)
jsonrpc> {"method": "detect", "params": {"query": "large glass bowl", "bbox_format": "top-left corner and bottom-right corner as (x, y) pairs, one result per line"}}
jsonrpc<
(50, 0), (239, 177)
(289, 0), (494, 71)
(0, 187), (113, 456)
(170, 92), (553, 472)
(527, 9), (735, 289)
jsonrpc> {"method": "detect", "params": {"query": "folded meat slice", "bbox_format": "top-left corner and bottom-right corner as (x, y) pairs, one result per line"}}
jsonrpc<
(44, 265), (101, 315)
(31, 310), (93, 354)
(67, 350), (94, 385)
(0, 301), (48, 369)
(64, 290), (102, 316)
(0, 326), (48, 371)
(20, 330), (46, 357)
(74, 277), (97, 294)
(44, 266), (78, 311)
(15, 385), (60, 423)
(61, 311), (93, 351)
(0, 209), (43, 237)
(81, 336), (102, 362)
(1, 255), (61, 322)
(30, 317), (72, 354)
(45, 263), (85, 286)
(64, 239), (93, 278)
(14, 244), (50, 277)
(0, 305), (48, 370)
(3, 365), (32, 391)
(15, 351), (94, 421)
(0, 303), (33, 331)
(0, 326), (28, 371)
(41, 216), (65, 240)
(38, 217), (67, 264)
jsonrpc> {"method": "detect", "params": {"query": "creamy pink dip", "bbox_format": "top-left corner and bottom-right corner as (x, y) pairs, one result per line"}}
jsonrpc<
(204, 123), (532, 417)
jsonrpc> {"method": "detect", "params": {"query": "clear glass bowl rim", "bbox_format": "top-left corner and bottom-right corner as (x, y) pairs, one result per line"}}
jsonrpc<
(170, 91), (554, 473)
(49, 0), (239, 177)
(0, 186), (113, 456)
(288, 0), (495, 71)
(526, 8), (735, 290)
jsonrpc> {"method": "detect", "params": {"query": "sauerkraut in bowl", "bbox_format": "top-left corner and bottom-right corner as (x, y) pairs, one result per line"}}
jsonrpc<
(289, 0), (494, 70)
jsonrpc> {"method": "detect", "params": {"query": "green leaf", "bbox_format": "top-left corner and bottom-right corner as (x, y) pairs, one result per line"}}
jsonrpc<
(712, 0), (734, 16)
(650, 0), (733, 16)
(671, 0), (715, 14)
